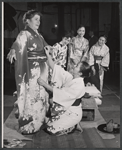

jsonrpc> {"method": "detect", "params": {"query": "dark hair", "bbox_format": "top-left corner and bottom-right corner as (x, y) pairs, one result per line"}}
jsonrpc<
(77, 24), (85, 30)
(23, 10), (42, 25)
(79, 61), (91, 78)
(99, 35), (107, 42)
(64, 30), (75, 38)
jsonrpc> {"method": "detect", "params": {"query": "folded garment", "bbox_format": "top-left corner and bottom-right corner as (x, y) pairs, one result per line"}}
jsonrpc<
(4, 139), (26, 148)
(94, 97), (102, 105)
(4, 125), (32, 141)
(85, 86), (101, 98)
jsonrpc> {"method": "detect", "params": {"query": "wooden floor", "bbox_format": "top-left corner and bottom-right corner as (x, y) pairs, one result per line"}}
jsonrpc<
(23, 128), (106, 148)
(3, 71), (120, 148)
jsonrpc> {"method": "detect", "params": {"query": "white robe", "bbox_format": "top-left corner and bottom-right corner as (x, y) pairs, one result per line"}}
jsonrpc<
(47, 65), (85, 134)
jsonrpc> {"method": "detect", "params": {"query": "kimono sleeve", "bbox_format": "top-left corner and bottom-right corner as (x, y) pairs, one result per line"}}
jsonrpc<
(88, 45), (95, 66)
(84, 39), (89, 54)
(53, 78), (85, 108)
(11, 31), (29, 95)
(51, 64), (73, 88)
(82, 39), (89, 61)
(101, 47), (110, 67)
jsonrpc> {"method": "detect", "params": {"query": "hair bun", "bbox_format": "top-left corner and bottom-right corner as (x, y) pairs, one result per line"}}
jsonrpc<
(22, 10), (42, 25)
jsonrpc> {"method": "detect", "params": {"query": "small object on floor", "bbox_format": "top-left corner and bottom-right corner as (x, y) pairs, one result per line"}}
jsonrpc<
(4, 139), (26, 148)
(94, 97), (102, 105)
(97, 122), (120, 134)
(106, 119), (114, 132)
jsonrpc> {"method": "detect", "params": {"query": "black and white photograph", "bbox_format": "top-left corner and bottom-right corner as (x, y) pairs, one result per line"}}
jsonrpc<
(2, 0), (120, 148)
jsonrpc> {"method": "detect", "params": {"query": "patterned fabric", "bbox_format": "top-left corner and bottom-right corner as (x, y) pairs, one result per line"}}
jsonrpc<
(49, 38), (71, 81)
(51, 102), (66, 117)
(46, 102), (81, 136)
(51, 43), (68, 68)
(71, 36), (89, 61)
(55, 126), (76, 136)
(67, 36), (89, 72)
(11, 26), (49, 134)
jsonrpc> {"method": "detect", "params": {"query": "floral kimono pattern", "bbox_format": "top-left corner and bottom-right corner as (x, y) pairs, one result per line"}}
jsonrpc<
(67, 36), (89, 73)
(51, 43), (68, 68)
(49, 38), (71, 81)
(46, 65), (85, 135)
(12, 26), (49, 134)
(88, 43), (110, 91)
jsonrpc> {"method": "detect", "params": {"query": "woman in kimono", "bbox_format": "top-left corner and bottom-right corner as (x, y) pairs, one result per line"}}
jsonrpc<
(67, 25), (89, 73)
(7, 10), (49, 134)
(37, 46), (91, 136)
(88, 35), (110, 92)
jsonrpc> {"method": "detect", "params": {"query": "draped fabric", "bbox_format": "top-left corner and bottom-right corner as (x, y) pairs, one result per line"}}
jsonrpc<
(11, 26), (49, 134)
(46, 65), (85, 134)
(71, 36), (89, 62)
(48, 39), (70, 81)
(51, 43), (68, 68)
(52, 65), (85, 108)
(67, 36), (89, 73)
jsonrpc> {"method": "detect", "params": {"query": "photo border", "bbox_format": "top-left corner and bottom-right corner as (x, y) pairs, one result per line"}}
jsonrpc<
(1, 0), (121, 149)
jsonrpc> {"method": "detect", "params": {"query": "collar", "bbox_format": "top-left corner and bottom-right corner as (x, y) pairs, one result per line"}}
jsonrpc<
(95, 42), (105, 48)
(25, 26), (39, 36)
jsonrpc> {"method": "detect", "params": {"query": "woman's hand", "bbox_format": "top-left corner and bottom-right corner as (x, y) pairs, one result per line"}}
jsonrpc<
(37, 77), (47, 87)
(7, 49), (16, 64)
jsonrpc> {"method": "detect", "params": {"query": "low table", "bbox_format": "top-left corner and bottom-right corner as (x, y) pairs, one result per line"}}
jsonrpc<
(82, 97), (98, 121)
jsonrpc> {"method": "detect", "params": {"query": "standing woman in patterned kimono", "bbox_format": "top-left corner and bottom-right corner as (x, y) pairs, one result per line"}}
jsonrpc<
(7, 10), (49, 134)
(88, 35), (110, 92)
(67, 25), (89, 73)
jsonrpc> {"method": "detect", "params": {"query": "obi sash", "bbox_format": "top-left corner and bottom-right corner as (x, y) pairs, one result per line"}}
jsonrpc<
(94, 55), (103, 64)
(28, 50), (47, 62)
(94, 55), (103, 60)
(72, 98), (82, 106)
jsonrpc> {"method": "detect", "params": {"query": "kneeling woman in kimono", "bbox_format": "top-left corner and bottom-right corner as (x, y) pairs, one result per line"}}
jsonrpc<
(37, 46), (91, 136)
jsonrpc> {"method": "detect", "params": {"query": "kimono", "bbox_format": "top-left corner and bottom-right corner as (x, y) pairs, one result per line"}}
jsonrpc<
(67, 36), (89, 73)
(48, 38), (70, 81)
(88, 43), (110, 92)
(46, 64), (85, 135)
(11, 26), (49, 134)
(51, 42), (68, 68)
